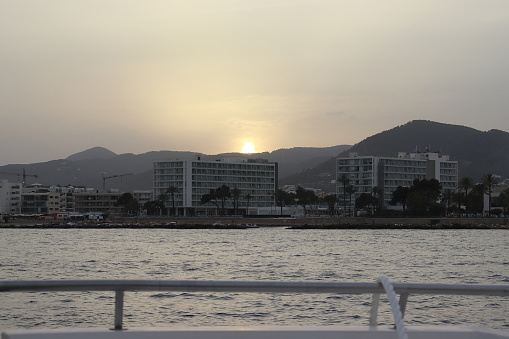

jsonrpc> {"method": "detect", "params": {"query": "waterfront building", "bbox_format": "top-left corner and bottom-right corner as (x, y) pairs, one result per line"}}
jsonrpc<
(336, 151), (458, 212)
(73, 190), (123, 215)
(0, 180), (22, 215)
(49, 185), (87, 212)
(21, 190), (60, 214)
(154, 157), (278, 216)
(133, 190), (153, 208)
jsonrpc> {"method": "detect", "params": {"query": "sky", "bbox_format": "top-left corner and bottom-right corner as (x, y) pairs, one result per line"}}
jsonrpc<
(1, 0), (509, 165)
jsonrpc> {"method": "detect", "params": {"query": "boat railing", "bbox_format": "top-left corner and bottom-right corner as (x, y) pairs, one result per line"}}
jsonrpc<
(1, 276), (508, 338)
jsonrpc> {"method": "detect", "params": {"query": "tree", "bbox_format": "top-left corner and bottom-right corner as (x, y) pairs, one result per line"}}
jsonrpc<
(451, 191), (462, 216)
(481, 174), (499, 215)
(295, 186), (318, 216)
(231, 186), (242, 216)
(371, 186), (383, 213)
(338, 174), (350, 216)
(457, 177), (474, 217)
(322, 194), (338, 216)
(115, 193), (139, 216)
(144, 200), (164, 216)
(215, 185), (231, 216)
(405, 178), (442, 216)
(156, 193), (168, 215)
(440, 189), (455, 216)
(345, 185), (357, 217)
(469, 184), (486, 214)
(244, 193), (252, 215)
(498, 187), (509, 215)
(355, 193), (378, 214)
(200, 189), (219, 215)
(274, 189), (296, 216)
(274, 189), (286, 216)
(389, 186), (410, 211)
(165, 186), (179, 216)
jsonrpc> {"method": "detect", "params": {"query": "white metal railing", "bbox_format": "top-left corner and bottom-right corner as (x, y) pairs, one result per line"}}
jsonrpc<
(1, 277), (508, 333)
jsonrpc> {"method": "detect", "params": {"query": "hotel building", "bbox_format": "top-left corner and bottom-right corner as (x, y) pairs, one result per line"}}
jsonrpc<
(154, 157), (278, 216)
(336, 151), (458, 211)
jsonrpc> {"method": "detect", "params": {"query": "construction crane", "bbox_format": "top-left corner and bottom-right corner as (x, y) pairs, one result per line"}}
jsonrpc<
(0, 168), (38, 186)
(102, 173), (133, 190)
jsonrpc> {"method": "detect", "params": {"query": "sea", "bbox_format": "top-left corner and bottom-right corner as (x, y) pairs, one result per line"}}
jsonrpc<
(1, 227), (508, 333)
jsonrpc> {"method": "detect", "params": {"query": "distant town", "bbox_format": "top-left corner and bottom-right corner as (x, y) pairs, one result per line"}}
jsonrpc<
(1, 149), (508, 224)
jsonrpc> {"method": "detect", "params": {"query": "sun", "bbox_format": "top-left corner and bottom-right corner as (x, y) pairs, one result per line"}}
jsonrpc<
(241, 142), (256, 154)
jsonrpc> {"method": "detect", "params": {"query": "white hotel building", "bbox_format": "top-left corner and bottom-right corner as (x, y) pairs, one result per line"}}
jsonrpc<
(154, 157), (278, 216)
(336, 151), (458, 210)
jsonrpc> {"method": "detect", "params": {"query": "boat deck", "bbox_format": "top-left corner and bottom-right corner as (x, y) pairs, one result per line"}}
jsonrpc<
(4, 325), (509, 339)
(2, 276), (509, 339)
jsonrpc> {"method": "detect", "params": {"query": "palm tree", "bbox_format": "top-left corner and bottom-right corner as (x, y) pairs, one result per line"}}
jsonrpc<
(165, 186), (179, 216)
(215, 185), (231, 216)
(274, 188), (289, 216)
(323, 194), (338, 216)
(231, 187), (242, 216)
(243, 193), (252, 216)
(441, 189), (455, 216)
(338, 174), (350, 216)
(200, 189), (216, 214)
(457, 177), (473, 217)
(345, 185), (357, 217)
(481, 174), (499, 215)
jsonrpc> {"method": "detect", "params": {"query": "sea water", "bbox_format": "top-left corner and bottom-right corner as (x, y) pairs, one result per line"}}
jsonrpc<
(0, 227), (508, 332)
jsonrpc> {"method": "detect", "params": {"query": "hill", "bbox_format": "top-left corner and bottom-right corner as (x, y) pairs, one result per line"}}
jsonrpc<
(0, 146), (350, 191)
(66, 147), (118, 161)
(280, 120), (509, 192)
(2, 120), (508, 193)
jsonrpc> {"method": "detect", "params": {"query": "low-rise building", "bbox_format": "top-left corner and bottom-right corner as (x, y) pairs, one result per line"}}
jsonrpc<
(49, 185), (87, 212)
(73, 190), (123, 215)
(21, 190), (60, 215)
(133, 190), (153, 207)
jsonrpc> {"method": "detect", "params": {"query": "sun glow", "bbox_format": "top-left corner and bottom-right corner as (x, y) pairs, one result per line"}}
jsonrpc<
(241, 142), (256, 154)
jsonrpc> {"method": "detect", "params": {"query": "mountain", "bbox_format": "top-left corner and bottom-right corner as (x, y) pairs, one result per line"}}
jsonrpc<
(280, 120), (509, 192)
(66, 147), (117, 161)
(215, 145), (350, 178)
(3, 120), (507, 193)
(0, 146), (350, 191)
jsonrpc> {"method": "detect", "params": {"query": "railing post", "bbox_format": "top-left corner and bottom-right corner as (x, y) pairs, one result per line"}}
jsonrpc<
(399, 293), (409, 318)
(114, 289), (124, 330)
(369, 293), (380, 326)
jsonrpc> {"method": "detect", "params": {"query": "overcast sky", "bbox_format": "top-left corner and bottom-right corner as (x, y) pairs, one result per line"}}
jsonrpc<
(1, 0), (508, 165)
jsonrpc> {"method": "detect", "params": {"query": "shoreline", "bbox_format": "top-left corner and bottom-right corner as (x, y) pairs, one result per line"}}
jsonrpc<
(1, 215), (508, 230)
(1, 217), (508, 230)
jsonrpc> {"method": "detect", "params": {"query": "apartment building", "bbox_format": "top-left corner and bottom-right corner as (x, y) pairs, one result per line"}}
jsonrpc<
(154, 157), (278, 216)
(133, 190), (153, 207)
(0, 180), (22, 214)
(21, 190), (60, 214)
(336, 151), (458, 210)
(73, 190), (123, 215)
